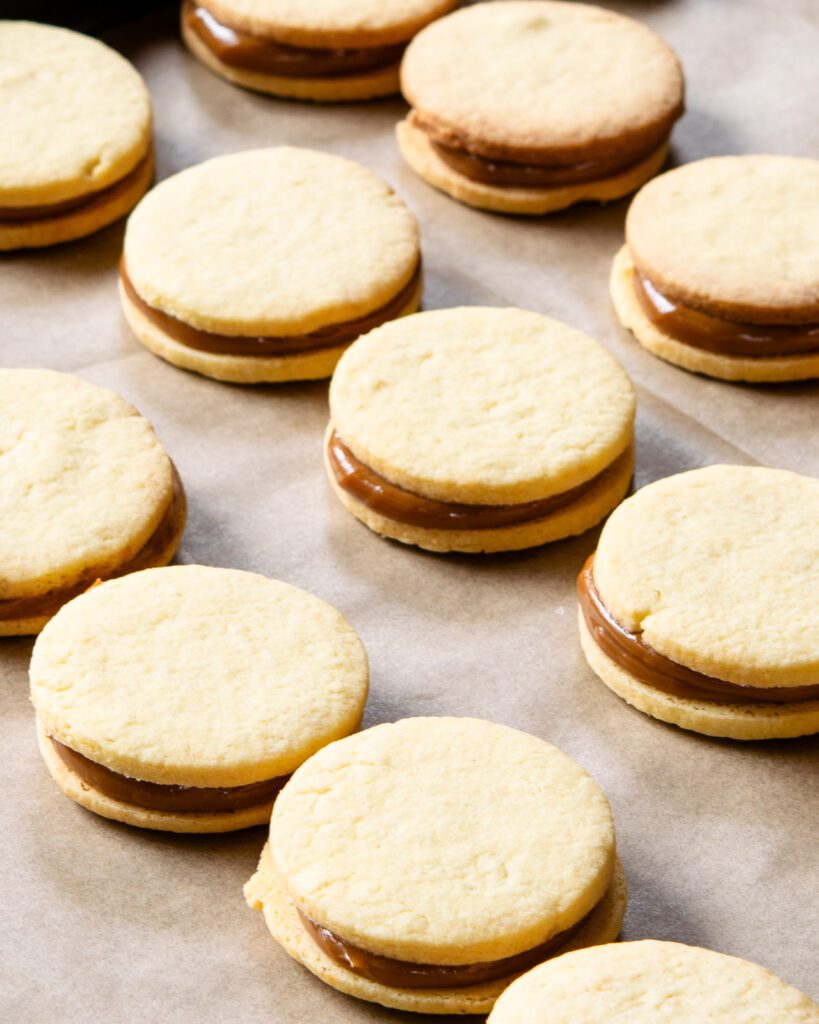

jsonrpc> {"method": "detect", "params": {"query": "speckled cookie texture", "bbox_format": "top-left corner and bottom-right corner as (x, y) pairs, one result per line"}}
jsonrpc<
(580, 465), (819, 739)
(0, 21), (152, 249)
(0, 369), (181, 636)
(182, 0), (457, 100)
(121, 147), (421, 382)
(245, 717), (625, 1012)
(488, 940), (819, 1024)
(612, 156), (819, 381)
(398, 1), (684, 213)
(326, 307), (635, 552)
(31, 565), (368, 831)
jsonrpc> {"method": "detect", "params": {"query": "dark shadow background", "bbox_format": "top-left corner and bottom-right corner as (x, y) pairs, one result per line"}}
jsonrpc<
(0, 1), (172, 32)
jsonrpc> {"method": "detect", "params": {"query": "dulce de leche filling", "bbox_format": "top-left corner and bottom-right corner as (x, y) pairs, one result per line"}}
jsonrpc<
(183, 1), (405, 78)
(632, 269), (819, 358)
(297, 901), (596, 989)
(411, 113), (670, 189)
(51, 738), (287, 813)
(327, 432), (626, 531)
(0, 465), (185, 625)
(578, 555), (819, 704)
(120, 259), (422, 358)
(0, 147), (152, 225)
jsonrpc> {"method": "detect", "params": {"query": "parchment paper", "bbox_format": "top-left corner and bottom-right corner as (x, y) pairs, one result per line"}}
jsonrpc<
(2, 2), (818, 1020)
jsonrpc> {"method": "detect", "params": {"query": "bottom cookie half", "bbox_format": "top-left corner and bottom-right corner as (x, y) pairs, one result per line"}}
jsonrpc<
(579, 613), (819, 740)
(0, 151), (154, 251)
(182, 21), (401, 102)
(244, 844), (627, 1014)
(610, 246), (819, 383)
(326, 442), (633, 554)
(37, 720), (275, 832)
(396, 120), (668, 216)
(120, 277), (423, 384)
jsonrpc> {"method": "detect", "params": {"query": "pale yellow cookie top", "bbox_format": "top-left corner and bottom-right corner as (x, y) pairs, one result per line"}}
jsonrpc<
(594, 465), (819, 689)
(0, 369), (172, 601)
(270, 717), (615, 965)
(401, 1), (684, 160)
(0, 22), (151, 207)
(200, 0), (458, 48)
(626, 155), (819, 324)
(488, 941), (819, 1024)
(124, 147), (419, 336)
(30, 565), (368, 787)
(329, 307), (635, 505)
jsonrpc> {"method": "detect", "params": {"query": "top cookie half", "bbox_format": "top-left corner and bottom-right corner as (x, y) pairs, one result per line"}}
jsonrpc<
(488, 940), (819, 1024)
(626, 155), (819, 324)
(0, 21), (151, 207)
(197, 0), (459, 48)
(122, 147), (420, 337)
(401, 1), (684, 164)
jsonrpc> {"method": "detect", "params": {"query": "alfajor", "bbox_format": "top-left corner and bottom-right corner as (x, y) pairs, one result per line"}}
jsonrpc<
(578, 465), (819, 740)
(488, 940), (819, 1023)
(0, 369), (185, 636)
(245, 717), (626, 1014)
(398, 1), (684, 215)
(611, 155), (819, 382)
(120, 147), (421, 383)
(325, 307), (635, 554)
(31, 566), (368, 833)
(181, 0), (457, 102)
(0, 22), (153, 250)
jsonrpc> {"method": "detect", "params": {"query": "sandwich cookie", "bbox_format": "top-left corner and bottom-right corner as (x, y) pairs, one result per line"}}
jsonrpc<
(120, 147), (421, 383)
(0, 22), (153, 250)
(31, 565), (368, 833)
(245, 717), (626, 1014)
(611, 155), (819, 382)
(488, 940), (819, 1023)
(0, 369), (185, 637)
(181, 0), (457, 102)
(326, 307), (635, 554)
(578, 465), (819, 740)
(398, 2), (684, 215)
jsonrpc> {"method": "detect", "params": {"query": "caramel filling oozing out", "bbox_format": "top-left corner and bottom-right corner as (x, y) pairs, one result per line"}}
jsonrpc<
(0, 148), (152, 224)
(632, 270), (819, 357)
(51, 738), (288, 813)
(297, 900), (597, 989)
(120, 260), (422, 358)
(578, 555), (819, 704)
(328, 431), (627, 531)
(183, 1), (405, 78)
(0, 465), (185, 624)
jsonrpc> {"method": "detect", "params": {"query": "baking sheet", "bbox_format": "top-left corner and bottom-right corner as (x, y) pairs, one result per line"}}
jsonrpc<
(2, 2), (818, 1019)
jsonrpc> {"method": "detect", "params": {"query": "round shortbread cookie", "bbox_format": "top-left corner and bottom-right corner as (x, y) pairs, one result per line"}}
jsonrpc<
(396, 119), (669, 216)
(181, 21), (403, 102)
(488, 940), (819, 1023)
(400, 2), (684, 163)
(269, 718), (617, 966)
(0, 22), (152, 245)
(578, 613), (819, 741)
(625, 156), (819, 325)
(329, 307), (635, 504)
(196, 0), (459, 48)
(244, 846), (627, 1014)
(119, 266), (423, 384)
(122, 148), (420, 383)
(31, 566), (369, 791)
(0, 369), (178, 628)
(610, 246), (819, 383)
(592, 466), (819, 691)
